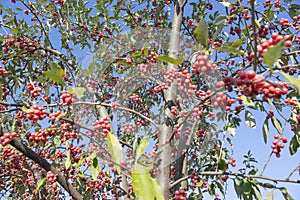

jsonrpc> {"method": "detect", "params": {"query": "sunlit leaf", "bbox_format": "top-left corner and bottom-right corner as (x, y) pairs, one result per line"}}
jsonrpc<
(65, 150), (71, 169)
(156, 55), (183, 65)
(194, 18), (208, 48)
(263, 42), (284, 68)
(136, 136), (149, 158)
(245, 110), (256, 128)
(281, 72), (300, 94)
(107, 133), (123, 173)
(91, 157), (100, 180)
(43, 62), (65, 85)
(265, 190), (274, 200)
(289, 135), (300, 155)
(215, 46), (246, 55)
(68, 87), (86, 99)
(151, 176), (164, 200)
(279, 187), (294, 200)
(36, 178), (46, 191)
(271, 117), (282, 135)
(252, 185), (262, 200)
(241, 95), (253, 105)
(132, 164), (164, 200)
(262, 119), (269, 143)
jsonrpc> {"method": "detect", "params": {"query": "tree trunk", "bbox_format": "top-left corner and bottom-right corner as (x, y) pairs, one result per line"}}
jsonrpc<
(156, 1), (185, 199)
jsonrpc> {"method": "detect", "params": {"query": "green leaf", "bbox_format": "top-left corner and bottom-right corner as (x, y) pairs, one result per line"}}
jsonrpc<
(241, 95), (253, 105)
(36, 178), (46, 191)
(289, 135), (300, 155)
(107, 133), (123, 173)
(132, 164), (164, 200)
(271, 117), (282, 135)
(143, 47), (149, 56)
(288, 4), (300, 19)
(265, 190), (274, 200)
(65, 150), (71, 169)
(252, 185), (262, 200)
(263, 42), (285, 68)
(156, 55), (183, 65)
(262, 119), (269, 143)
(260, 183), (275, 189)
(68, 87), (86, 99)
(279, 187), (294, 200)
(232, 39), (243, 48)
(91, 157), (100, 180)
(245, 110), (256, 128)
(21, 106), (34, 113)
(11, 27), (19, 35)
(194, 18), (208, 48)
(43, 62), (65, 86)
(227, 127), (236, 136)
(266, 5), (274, 21)
(215, 46), (246, 55)
(220, 1), (231, 7)
(218, 158), (227, 170)
(151, 176), (164, 200)
(280, 72), (300, 94)
(131, 52), (142, 58)
(136, 136), (149, 159)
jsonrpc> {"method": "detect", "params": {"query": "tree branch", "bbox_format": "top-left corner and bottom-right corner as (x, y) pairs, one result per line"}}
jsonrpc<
(9, 138), (83, 200)
(170, 171), (300, 189)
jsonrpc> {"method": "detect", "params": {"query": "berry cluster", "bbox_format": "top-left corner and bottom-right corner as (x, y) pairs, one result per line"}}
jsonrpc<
(223, 70), (289, 99)
(111, 102), (120, 111)
(176, 70), (197, 97)
(60, 91), (75, 105)
(27, 129), (55, 144)
(26, 82), (42, 98)
(174, 189), (187, 200)
(291, 115), (300, 132)
(266, 110), (274, 119)
(192, 54), (219, 75)
(271, 135), (288, 157)
(49, 111), (62, 122)
(153, 83), (168, 93)
(87, 79), (99, 89)
(124, 123), (136, 133)
(0, 132), (17, 146)
(211, 92), (235, 111)
(284, 98), (298, 107)
(256, 32), (293, 55)
(129, 93), (142, 104)
(228, 158), (236, 167)
(93, 117), (111, 135)
(46, 171), (57, 183)
(60, 123), (78, 140)
(27, 106), (47, 123)
(0, 66), (8, 75)
(1, 84), (8, 99)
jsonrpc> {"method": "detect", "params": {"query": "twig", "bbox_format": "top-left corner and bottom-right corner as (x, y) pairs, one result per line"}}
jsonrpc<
(170, 171), (300, 189)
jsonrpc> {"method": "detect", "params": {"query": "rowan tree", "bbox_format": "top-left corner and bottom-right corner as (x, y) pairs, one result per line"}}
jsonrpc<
(0, 0), (300, 199)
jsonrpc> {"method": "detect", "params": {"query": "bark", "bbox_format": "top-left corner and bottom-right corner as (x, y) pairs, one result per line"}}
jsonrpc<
(0, 119), (82, 200)
(9, 138), (83, 200)
(156, 1), (185, 199)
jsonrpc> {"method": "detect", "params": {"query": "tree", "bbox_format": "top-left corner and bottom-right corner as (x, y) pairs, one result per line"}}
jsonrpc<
(0, 0), (299, 199)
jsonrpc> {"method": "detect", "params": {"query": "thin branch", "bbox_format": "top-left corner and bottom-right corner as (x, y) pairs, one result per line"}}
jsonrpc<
(286, 164), (300, 180)
(170, 171), (300, 189)
(260, 152), (272, 176)
(250, 0), (258, 71)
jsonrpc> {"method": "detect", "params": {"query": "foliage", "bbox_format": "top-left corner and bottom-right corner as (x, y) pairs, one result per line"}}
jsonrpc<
(0, 0), (299, 199)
